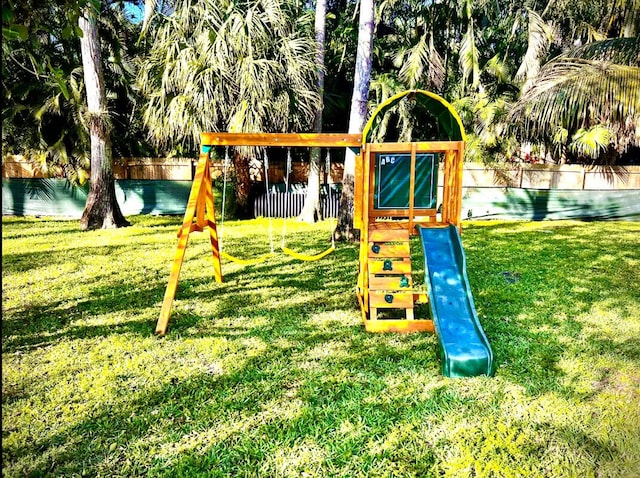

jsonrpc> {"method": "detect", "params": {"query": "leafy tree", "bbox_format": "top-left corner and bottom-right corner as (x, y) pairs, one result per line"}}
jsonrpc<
(2, 0), (88, 182)
(2, 0), (140, 228)
(508, 37), (640, 163)
(78, 2), (130, 229)
(139, 0), (320, 217)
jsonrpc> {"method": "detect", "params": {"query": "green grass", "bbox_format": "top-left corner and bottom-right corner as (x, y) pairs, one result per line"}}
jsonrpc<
(2, 216), (639, 477)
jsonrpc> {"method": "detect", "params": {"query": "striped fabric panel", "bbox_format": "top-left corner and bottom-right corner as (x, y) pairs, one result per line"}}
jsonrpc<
(253, 192), (340, 218)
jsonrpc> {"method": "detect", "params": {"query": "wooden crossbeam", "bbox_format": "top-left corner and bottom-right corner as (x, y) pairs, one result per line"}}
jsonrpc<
(366, 141), (464, 153)
(200, 132), (362, 147)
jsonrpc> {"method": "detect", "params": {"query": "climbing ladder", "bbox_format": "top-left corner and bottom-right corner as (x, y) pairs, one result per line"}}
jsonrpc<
(367, 222), (414, 321)
(362, 222), (433, 333)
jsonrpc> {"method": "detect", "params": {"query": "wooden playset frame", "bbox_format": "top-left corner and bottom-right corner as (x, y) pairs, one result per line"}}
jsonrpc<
(155, 89), (466, 337)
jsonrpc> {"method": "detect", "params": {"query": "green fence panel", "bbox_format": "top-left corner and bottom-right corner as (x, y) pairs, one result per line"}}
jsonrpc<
(4, 179), (639, 221)
(461, 188), (640, 221)
(2, 179), (191, 218)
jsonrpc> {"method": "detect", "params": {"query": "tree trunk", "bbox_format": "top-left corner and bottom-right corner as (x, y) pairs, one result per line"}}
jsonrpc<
(78, 5), (130, 230)
(233, 151), (253, 218)
(334, 0), (374, 242)
(298, 0), (328, 224)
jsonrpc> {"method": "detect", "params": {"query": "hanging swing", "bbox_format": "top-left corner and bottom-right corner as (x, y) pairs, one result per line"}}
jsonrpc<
(220, 147), (275, 265)
(280, 147), (336, 262)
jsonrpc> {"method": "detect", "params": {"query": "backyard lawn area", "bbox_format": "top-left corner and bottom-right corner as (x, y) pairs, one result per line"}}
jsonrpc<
(2, 216), (639, 477)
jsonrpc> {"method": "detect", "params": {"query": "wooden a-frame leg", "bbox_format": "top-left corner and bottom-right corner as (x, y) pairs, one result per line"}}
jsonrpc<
(203, 164), (222, 283)
(156, 154), (210, 336)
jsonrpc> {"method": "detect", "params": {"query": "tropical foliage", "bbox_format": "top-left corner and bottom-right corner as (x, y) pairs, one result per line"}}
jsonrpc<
(508, 37), (640, 162)
(2, 0), (152, 185)
(138, 0), (320, 148)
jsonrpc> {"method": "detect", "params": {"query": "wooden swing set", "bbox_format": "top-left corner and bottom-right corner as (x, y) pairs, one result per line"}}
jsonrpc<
(155, 89), (467, 337)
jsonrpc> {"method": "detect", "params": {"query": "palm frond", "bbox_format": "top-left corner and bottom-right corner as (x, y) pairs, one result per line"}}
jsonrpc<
(484, 55), (510, 84)
(515, 9), (557, 89)
(459, 22), (481, 91)
(138, 0), (320, 148)
(509, 37), (640, 156)
(569, 125), (612, 159)
(570, 37), (640, 65)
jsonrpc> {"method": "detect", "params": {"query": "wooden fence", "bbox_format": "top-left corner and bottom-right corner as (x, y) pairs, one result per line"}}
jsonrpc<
(3, 156), (639, 190)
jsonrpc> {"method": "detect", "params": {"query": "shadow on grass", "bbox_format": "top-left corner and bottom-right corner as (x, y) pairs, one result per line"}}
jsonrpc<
(3, 314), (442, 476)
(6, 308), (626, 477)
(4, 218), (640, 476)
(1, 235), (360, 352)
(463, 221), (640, 394)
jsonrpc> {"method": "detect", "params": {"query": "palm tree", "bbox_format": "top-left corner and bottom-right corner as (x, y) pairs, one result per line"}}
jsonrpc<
(2, 0), (133, 228)
(78, 2), (130, 229)
(298, 0), (329, 224)
(334, 0), (374, 241)
(139, 0), (320, 216)
(508, 37), (640, 162)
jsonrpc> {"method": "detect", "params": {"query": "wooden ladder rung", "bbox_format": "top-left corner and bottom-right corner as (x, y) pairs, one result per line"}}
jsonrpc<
(369, 228), (410, 242)
(368, 258), (412, 274)
(369, 290), (414, 309)
(368, 276), (413, 290)
(367, 242), (410, 258)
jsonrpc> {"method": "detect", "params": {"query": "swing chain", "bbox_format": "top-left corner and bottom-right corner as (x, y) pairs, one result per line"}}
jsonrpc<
(263, 149), (275, 253)
(220, 146), (230, 250)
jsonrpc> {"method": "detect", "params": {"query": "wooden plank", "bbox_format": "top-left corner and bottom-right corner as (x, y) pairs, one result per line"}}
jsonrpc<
(370, 219), (437, 236)
(408, 143), (417, 234)
(368, 258), (412, 274)
(371, 208), (437, 217)
(369, 221), (408, 231)
(369, 228), (409, 242)
(203, 170), (223, 283)
(156, 154), (209, 336)
(367, 242), (410, 258)
(201, 132), (362, 147)
(454, 147), (464, 230)
(367, 141), (463, 153)
(364, 319), (434, 333)
(369, 291), (414, 308)
(354, 149), (364, 230)
(369, 276), (413, 290)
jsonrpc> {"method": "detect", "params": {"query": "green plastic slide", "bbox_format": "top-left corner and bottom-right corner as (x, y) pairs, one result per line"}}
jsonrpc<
(417, 225), (494, 377)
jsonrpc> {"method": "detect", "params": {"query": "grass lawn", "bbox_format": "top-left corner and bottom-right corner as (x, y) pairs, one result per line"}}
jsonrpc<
(2, 216), (639, 477)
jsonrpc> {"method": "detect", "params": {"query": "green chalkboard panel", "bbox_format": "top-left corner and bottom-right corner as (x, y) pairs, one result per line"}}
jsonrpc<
(374, 153), (438, 209)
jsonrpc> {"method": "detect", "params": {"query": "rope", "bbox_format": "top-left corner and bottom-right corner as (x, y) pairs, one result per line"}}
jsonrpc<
(281, 245), (335, 261)
(263, 148), (275, 253)
(281, 147), (292, 249)
(220, 251), (274, 265)
(280, 147), (336, 262)
(218, 146), (274, 265)
(220, 146), (230, 251)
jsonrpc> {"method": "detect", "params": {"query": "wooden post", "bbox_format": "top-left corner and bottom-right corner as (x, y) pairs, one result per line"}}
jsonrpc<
(441, 150), (452, 224)
(156, 151), (222, 336)
(360, 144), (372, 316)
(456, 142), (465, 230)
(408, 143), (417, 233)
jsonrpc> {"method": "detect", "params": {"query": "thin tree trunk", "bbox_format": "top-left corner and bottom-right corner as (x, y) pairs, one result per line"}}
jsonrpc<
(233, 151), (253, 218)
(79, 5), (129, 230)
(334, 0), (374, 242)
(299, 0), (328, 224)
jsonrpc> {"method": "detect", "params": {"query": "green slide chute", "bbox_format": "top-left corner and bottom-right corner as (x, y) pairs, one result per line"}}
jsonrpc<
(417, 224), (494, 378)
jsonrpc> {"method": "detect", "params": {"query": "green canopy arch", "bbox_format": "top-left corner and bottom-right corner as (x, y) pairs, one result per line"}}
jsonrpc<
(363, 89), (466, 143)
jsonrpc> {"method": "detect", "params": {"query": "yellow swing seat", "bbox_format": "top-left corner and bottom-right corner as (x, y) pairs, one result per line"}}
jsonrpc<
(220, 251), (274, 266)
(281, 245), (335, 262)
